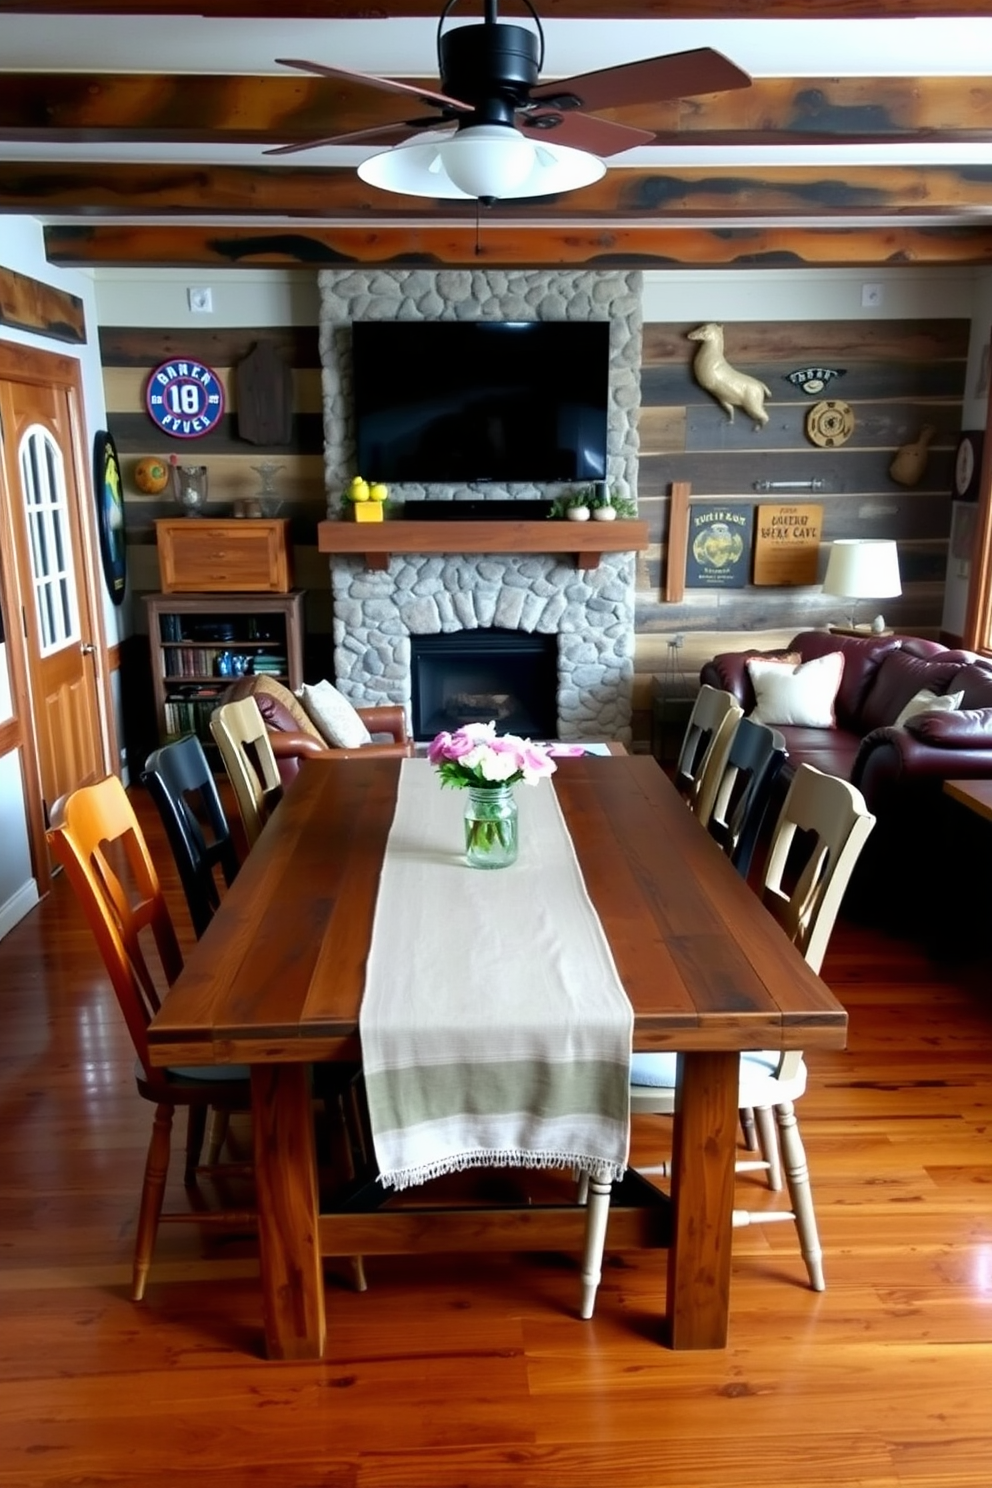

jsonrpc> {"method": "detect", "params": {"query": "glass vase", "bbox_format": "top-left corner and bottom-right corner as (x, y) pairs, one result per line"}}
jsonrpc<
(464, 785), (518, 870)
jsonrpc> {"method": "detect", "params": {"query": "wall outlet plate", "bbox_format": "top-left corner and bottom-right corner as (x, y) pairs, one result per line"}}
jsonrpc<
(187, 287), (213, 313)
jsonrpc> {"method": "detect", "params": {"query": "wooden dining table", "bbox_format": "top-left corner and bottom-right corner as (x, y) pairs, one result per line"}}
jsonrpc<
(147, 752), (847, 1361)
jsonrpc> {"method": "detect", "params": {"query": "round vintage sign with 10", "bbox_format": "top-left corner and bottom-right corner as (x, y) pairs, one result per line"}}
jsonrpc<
(145, 358), (225, 439)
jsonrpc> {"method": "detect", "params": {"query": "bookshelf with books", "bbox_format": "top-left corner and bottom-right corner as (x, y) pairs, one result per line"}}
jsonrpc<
(144, 591), (305, 752)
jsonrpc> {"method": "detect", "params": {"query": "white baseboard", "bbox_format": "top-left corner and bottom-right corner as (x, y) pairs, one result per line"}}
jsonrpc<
(0, 879), (39, 941)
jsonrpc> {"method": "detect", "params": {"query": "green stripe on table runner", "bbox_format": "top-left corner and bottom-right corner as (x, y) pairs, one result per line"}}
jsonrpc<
(364, 1057), (630, 1128)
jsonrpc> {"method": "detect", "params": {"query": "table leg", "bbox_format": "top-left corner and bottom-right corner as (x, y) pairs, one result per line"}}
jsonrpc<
(665, 1049), (739, 1350)
(250, 1064), (325, 1360)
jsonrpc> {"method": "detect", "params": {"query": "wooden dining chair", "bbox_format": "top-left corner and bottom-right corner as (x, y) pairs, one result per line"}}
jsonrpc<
(579, 765), (876, 1318)
(209, 696), (283, 849)
(47, 774), (254, 1302)
(707, 716), (788, 879)
(142, 733), (241, 937)
(674, 684), (744, 829)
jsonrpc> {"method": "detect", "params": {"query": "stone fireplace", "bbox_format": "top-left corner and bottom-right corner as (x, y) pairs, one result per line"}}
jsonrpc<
(318, 268), (643, 743)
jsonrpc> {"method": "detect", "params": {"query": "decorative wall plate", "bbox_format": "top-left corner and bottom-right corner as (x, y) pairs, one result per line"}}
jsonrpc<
(145, 357), (225, 439)
(806, 399), (855, 448)
(953, 430), (984, 500)
(93, 430), (126, 604)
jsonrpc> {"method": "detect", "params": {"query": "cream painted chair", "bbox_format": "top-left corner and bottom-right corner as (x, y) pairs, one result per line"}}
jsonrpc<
(579, 765), (876, 1319)
(210, 696), (284, 850)
(674, 684), (744, 830)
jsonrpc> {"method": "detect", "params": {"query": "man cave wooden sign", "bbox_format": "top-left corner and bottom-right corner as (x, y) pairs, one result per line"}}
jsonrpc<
(753, 504), (823, 586)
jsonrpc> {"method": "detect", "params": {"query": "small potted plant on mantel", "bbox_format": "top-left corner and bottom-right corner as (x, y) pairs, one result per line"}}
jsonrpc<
(590, 485), (638, 522)
(549, 486), (638, 522)
(549, 488), (594, 522)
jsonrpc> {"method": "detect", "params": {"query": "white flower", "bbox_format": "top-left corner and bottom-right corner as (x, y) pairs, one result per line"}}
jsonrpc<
(478, 750), (521, 783)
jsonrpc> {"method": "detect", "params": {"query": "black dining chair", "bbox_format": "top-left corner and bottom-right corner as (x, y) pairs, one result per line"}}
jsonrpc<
(142, 734), (241, 938)
(707, 716), (789, 880)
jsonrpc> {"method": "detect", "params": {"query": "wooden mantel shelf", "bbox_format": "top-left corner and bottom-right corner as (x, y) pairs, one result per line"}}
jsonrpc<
(317, 518), (650, 572)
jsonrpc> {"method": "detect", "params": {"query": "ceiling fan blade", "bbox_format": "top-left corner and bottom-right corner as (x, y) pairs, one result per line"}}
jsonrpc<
(522, 111), (656, 157)
(264, 122), (425, 157)
(275, 58), (473, 115)
(530, 48), (751, 114)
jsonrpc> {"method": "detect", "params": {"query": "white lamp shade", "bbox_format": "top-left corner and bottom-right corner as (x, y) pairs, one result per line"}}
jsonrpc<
(358, 127), (606, 201)
(822, 539), (902, 599)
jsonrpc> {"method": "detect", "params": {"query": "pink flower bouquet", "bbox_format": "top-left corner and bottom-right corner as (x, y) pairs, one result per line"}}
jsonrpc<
(428, 721), (558, 791)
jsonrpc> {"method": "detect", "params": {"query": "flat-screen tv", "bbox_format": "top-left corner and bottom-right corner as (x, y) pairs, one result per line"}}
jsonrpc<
(352, 320), (610, 484)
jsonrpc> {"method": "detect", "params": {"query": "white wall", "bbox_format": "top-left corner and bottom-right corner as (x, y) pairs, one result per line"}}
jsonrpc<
(91, 266), (320, 329)
(0, 216), (113, 936)
(642, 265), (986, 328)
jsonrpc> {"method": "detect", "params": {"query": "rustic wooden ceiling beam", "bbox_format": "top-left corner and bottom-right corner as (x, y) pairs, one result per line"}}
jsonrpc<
(2, 74), (992, 145)
(42, 222), (992, 269)
(2, 2), (991, 17)
(7, 162), (992, 218)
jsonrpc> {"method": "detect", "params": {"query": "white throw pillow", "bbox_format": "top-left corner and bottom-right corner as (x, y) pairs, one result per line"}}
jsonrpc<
(296, 680), (372, 749)
(894, 687), (964, 728)
(747, 651), (845, 729)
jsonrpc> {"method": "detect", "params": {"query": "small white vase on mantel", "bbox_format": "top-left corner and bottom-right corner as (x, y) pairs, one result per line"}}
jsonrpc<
(566, 505), (591, 522)
(592, 505), (617, 522)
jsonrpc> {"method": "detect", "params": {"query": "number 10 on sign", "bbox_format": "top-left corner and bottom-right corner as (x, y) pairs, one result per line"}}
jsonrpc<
(146, 359), (225, 439)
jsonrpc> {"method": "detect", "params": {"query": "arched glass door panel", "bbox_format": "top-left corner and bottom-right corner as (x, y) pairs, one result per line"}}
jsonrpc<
(19, 424), (79, 657)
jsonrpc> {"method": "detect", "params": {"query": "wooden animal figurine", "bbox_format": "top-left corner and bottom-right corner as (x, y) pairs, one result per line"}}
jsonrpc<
(889, 425), (934, 487)
(687, 323), (771, 429)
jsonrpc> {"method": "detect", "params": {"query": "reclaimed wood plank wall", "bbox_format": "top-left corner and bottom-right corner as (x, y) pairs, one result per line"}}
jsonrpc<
(100, 314), (969, 748)
(99, 324), (326, 572)
(631, 318), (969, 745)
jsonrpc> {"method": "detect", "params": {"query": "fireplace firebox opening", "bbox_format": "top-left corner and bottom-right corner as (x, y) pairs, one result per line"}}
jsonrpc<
(411, 630), (558, 742)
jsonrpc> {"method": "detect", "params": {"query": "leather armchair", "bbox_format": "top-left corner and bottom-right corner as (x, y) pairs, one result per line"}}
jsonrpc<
(223, 676), (413, 786)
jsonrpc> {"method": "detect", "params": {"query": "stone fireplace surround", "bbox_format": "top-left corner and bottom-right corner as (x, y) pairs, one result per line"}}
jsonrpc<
(318, 268), (643, 743)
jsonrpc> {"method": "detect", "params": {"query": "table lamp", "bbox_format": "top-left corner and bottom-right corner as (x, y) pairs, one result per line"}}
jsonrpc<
(822, 539), (902, 631)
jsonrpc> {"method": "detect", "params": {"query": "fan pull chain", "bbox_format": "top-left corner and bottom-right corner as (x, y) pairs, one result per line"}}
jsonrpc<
(475, 199), (483, 256)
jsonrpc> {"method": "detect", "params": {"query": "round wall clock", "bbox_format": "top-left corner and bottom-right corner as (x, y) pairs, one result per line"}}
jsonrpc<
(953, 431), (984, 500)
(145, 357), (225, 439)
(93, 430), (127, 605)
(806, 399), (855, 449)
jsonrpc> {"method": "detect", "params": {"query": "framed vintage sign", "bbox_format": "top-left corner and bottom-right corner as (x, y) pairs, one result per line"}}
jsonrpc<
(93, 430), (127, 605)
(753, 504), (823, 586)
(685, 504), (753, 589)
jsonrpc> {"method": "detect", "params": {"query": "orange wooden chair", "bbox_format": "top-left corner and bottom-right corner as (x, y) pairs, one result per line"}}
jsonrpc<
(47, 774), (253, 1302)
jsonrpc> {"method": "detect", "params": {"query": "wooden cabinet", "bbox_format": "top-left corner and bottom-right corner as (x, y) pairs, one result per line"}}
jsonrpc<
(144, 591), (305, 750)
(155, 517), (292, 593)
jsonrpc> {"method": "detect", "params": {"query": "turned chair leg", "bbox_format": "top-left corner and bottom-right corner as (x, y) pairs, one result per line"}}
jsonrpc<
(754, 1105), (783, 1190)
(184, 1105), (207, 1185)
(205, 1109), (230, 1167)
(740, 1106), (759, 1151)
(133, 1102), (174, 1302)
(775, 1099), (825, 1292)
(579, 1175), (612, 1319)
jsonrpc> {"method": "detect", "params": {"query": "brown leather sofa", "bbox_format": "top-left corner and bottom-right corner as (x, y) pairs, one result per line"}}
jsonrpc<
(223, 674), (413, 786)
(700, 630), (992, 929)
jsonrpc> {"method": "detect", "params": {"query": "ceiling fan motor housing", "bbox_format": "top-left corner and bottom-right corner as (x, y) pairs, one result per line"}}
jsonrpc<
(440, 22), (539, 127)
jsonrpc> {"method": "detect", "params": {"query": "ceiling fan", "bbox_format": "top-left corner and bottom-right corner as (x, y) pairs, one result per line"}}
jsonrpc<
(266, 0), (751, 203)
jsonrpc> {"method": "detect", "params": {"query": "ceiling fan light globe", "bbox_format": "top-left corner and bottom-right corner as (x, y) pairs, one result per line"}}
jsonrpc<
(358, 134), (473, 200)
(505, 139), (606, 198)
(358, 125), (605, 203)
(437, 125), (535, 198)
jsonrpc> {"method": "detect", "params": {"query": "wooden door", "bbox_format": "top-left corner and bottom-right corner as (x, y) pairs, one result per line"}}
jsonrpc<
(0, 345), (110, 867)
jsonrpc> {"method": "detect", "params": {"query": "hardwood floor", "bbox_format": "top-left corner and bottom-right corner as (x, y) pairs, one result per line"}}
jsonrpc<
(1, 785), (991, 1487)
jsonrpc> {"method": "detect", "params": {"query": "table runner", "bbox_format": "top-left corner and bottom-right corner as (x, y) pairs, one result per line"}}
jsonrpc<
(360, 758), (633, 1191)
